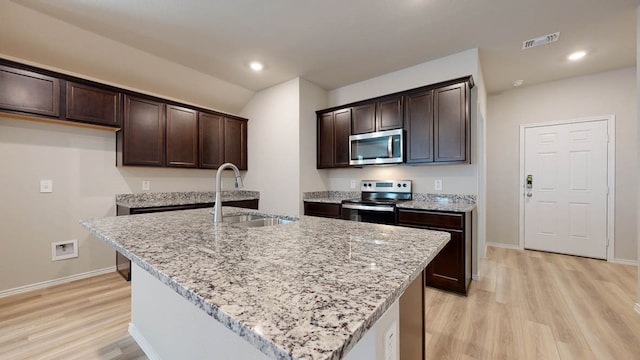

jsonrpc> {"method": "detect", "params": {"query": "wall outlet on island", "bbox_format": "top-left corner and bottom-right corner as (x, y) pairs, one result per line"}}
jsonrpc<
(142, 180), (150, 191)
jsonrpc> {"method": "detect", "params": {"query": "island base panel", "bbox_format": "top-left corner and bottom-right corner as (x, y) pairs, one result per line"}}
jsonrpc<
(130, 263), (404, 360)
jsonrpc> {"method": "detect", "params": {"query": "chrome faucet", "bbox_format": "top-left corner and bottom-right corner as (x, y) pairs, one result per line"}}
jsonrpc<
(213, 162), (244, 223)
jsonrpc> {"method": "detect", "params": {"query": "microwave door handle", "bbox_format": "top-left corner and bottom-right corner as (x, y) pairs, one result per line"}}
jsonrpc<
(388, 136), (393, 157)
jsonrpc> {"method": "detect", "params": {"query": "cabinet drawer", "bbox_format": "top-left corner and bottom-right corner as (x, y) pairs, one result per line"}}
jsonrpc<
(397, 209), (463, 229)
(304, 202), (341, 218)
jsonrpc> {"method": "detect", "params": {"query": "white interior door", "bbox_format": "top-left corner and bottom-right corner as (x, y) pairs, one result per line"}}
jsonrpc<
(523, 120), (608, 259)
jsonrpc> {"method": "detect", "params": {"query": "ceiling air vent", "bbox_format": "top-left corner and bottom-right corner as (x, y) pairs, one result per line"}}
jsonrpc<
(522, 32), (560, 49)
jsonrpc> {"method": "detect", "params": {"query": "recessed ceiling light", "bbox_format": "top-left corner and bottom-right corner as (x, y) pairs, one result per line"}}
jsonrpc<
(249, 61), (264, 72)
(513, 80), (524, 87)
(568, 51), (587, 61)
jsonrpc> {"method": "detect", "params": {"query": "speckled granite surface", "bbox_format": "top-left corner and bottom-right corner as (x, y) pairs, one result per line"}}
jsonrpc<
(81, 207), (449, 360)
(303, 191), (360, 204)
(303, 191), (476, 212)
(398, 193), (476, 212)
(115, 190), (259, 208)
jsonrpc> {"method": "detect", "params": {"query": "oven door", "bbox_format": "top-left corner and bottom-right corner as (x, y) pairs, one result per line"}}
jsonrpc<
(341, 203), (396, 225)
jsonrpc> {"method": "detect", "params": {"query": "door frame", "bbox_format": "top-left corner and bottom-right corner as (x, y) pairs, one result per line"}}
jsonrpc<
(518, 115), (616, 261)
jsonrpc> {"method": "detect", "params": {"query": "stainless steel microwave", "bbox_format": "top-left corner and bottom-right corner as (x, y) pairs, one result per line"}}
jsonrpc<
(349, 129), (404, 166)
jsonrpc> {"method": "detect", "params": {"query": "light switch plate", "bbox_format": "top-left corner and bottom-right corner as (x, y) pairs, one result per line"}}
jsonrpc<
(40, 179), (53, 193)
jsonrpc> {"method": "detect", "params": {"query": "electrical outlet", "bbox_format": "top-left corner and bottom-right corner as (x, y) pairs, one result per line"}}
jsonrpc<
(142, 180), (150, 191)
(350, 179), (357, 189)
(40, 179), (53, 193)
(434, 179), (443, 191)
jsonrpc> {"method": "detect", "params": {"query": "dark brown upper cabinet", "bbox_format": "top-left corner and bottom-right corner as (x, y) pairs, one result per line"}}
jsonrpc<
(66, 81), (121, 127)
(166, 105), (198, 168)
(121, 95), (165, 166)
(405, 90), (434, 163)
(405, 79), (470, 164)
(351, 95), (403, 135)
(376, 95), (403, 131)
(434, 82), (469, 163)
(198, 112), (225, 169)
(351, 103), (375, 134)
(317, 108), (351, 168)
(0, 65), (60, 117)
(224, 117), (248, 170)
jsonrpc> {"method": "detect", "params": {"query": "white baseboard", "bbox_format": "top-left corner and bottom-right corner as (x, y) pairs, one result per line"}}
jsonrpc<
(0, 266), (116, 298)
(486, 242), (522, 250)
(635, 303), (640, 315)
(609, 258), (638, 266)
(129, 323), (161, 360)
(472, 274), (480, 281)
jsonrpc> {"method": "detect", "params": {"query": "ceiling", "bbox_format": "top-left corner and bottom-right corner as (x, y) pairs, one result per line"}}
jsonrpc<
(12, 0), (640, 94)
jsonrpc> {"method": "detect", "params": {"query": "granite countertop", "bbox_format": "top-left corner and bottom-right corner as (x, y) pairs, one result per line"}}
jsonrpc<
(303, 191), (360, 204)
(303, 191), (476, 212)
(396, 201), (476, 212)
(81, 207), (449, 360)
(115, 190), (260, 208)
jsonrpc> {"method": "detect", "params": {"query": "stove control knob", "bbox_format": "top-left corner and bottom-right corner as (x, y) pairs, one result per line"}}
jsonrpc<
(397, 184), (401, 187)
(402, 183), (407, 187)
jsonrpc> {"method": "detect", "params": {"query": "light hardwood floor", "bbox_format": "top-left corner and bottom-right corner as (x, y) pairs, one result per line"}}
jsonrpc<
(425, 246), (640, 359)
(1, 247), (638, 359)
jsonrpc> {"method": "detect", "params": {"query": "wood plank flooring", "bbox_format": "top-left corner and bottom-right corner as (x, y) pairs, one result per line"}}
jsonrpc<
(0, 246), (638, 359)
(425, 246), (640, 359)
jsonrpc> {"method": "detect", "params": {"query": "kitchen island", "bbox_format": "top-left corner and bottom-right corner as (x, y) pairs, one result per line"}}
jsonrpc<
(81, 207), (449, 360)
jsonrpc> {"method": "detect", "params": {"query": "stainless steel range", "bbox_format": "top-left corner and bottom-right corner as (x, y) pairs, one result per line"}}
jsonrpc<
(341, 180), (412, 225)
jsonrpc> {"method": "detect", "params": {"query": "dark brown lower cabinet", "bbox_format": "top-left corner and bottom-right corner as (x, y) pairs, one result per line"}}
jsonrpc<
(115, 198), (259, 281)
(397, 209), (472, 295)
(303, 202), (342, 218)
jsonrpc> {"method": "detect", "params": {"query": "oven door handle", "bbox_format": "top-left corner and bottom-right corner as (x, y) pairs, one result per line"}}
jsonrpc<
(342, 204), (396, 212)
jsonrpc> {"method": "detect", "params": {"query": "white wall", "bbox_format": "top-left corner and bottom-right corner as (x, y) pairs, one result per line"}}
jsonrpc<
(299, 79), (329, 214)
(636, 5), (640, 311)
(487, 67), (637, 261)
(326, 48), (484, 277)
(0, 117), (240, 292)
(0, 1), (257, 292)
(0, 1), (253, 114)
(241, 78), (301, 217)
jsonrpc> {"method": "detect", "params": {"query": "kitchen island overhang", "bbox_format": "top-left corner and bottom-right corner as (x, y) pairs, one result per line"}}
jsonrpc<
(81, 207), (450, 360)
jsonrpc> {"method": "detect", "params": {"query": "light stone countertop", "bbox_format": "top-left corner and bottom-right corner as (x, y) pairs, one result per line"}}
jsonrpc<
(115, 190), (260, 209)
(81, 207), (449, 360)
(396, 201), (476, 213)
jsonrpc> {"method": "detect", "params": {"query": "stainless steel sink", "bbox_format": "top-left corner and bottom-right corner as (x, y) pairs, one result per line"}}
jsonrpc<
(222, 214), (295, 227)
(222, 214), (269, 223)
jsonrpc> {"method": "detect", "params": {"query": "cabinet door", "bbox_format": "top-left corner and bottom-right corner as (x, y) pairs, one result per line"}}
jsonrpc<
(224, 118), (247, 170)
(304, 202), (342, 218)
(123, 96), (165, 166)
(434, 83), (468, 162)
(376, 95), (403, 131)
(166, 105), (198, 167)
(351, 103), (375, 135)
(199, 112), (224, 169)
(425, 229), (465, 293)
(66, 82), (120, 127)
(333, 108), (351, 167)
(404, 90), (434, 163)
(0, 65), (60, 117)
(317, 112), (334, 168)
